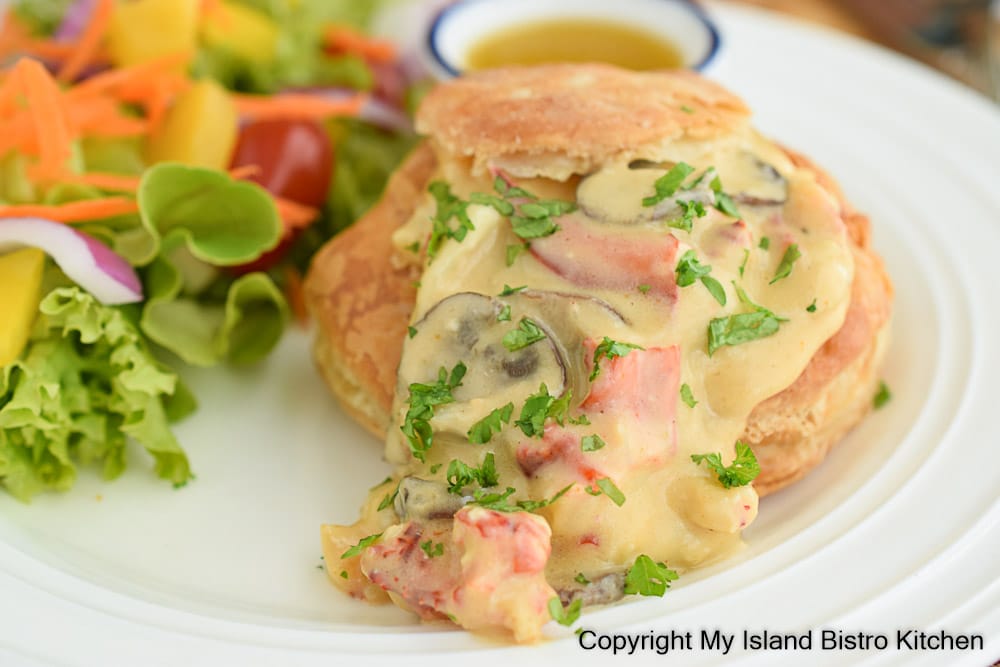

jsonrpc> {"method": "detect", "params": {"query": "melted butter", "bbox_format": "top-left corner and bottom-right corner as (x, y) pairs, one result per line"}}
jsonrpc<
(465, 19), (684, 72)
(337, 128), (854, 606)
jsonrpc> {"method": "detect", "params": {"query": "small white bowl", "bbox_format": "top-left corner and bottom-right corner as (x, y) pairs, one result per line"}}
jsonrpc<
(426, 0), (721, 79)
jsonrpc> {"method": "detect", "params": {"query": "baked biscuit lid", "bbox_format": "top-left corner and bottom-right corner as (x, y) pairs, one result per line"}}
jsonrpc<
(415, 63), (751, 180)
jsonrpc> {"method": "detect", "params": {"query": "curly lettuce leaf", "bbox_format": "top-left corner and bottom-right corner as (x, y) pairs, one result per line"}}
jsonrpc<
(0, 288), (193, 501)
(140, 256), (289, 367)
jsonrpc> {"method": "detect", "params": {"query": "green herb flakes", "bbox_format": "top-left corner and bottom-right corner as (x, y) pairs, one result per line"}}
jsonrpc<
(691, 441), (760, 488)
(594, 478), (626, 506)
(340, 533), (383, 559)
(680, 383), (697, 408)
(548, 596), (582, 627)
(873, 381), (891, 409)
(502, 317), (547, 351)
(770, 243), (801, 284)
(590, 337), (644, 381)
(642, 162), (695, 208)
(581, 434), (606, 452)
(467, 403), (514, 444)
(624, 555), (679, 597)
(400, 362), (466, 462)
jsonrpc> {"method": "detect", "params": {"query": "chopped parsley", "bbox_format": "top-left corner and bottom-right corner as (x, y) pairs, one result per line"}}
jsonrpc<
(759, 236), (771, 250)
(680, 104), (695, 114)
(637, 284), (651, 294)
(707, 283), (786, 356)
(709, 174), (741, 218)
(506, 243), (529, 266)
(407, 326), (418, 339)
(873, 381), (891, 409)
(340, 533), (383, 559)
(429, 463), (442, 474)
(548, 597), (582, 627)
(400, 362), (466, 462)
(667, 199), (707, 232)
(376, 483), (399, 511)
(481, 177), (575, 240)
(574, 573), (590, 585)
(593, 478), (626, 506)
(497, 304), (512, 322)
(590, 337), (644, 381)
(691, 441), (760, 488)
(770, 243), (802, 284)
(738, 247), (750, 277)
(340, 570), (348, 579)
(499, 284), (526, 296)
(467, 402), (514, 444)
(515, 384), (572, 437)
(404, 241), (420, 254)
(427, 181), (475, 260)
(675, 250), (727, 306)
(581, 434), (606, 452)
(420, 540), (445, 558)
(502, 317), (547, 351)
(806, 299), (817, 313)
(642, 162), (695, 208)
(624, 555), (679, 597)
(470, 483), (573, 513)
(469, 191), (515, 216)
(680, 383), (697, 408)
(447, 452), (499, 494)
(569, 414), (591, 425)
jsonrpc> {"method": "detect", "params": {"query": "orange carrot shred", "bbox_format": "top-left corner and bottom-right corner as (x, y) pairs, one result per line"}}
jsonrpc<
(16, 58), (74, 182)
(283, 266), (309, 326)
(69, 52), (192, 99)
(62, 173), (142, 192)
(58, 0), (115, 83)
(0, 197), (139, 222)
(233, 92), (367, 122)
(324, 25), (397, 64)
(273, 197), (320, 231)
(229, 164), (262, 180)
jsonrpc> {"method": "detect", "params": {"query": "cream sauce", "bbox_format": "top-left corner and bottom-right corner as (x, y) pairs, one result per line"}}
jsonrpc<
(323, 128), (854, 634)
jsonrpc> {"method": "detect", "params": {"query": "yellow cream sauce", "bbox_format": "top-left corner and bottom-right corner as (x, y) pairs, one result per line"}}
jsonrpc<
(324, 128), (854, 627)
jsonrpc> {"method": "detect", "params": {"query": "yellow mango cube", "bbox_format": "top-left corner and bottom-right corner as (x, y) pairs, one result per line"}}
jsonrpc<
(107, 0), (199, 68)
(0, 248), (45, 367)
(200, 1), (280, 64)
(146, 79), (239, 170)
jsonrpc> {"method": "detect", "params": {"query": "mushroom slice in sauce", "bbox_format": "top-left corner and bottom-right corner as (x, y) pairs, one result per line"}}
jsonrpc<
(399, 292), (567, 435)
(576, 161), (714, 225)
(394, 476), (466, 521)
(730, 154), (788, 206)
(558, 572), (627, 607)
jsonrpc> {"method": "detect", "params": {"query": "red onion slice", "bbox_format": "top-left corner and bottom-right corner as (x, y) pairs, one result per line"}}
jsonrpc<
(0, 218), (143, 304)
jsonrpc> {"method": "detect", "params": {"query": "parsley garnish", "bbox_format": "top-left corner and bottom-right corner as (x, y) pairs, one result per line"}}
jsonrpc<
(593, 478), (626, 506)
(680, 104), (695, 114)
(515, 384), (571, 437)
(642, 162), (695, 208)
(590, 337), (644, 381)
(574, 573), (590, 585)
(548, 597), (582, 627)
(707, 283), (786, 356)
(637, 284), (651, 294)
(447, 452), (499, 494)
(377, 483), (399, 511)
(691, 441), (760, 488)
(667, 199), (707, 232)
(469, 191), (515, 216)
(499, 284), (526, 296)
(404, 241), (420, 254)
(581, 434), (606, 452)
(806, 299), (817, 313)
(675, 250), (727, 306)
(340, 570), (348, 579)
(429, 463), (442, 474)
(738, 248), (750, 277)
(481, 177), (575, 240)
(470, 484), (573, 513)
(506, 243), (529, 266)
(427, 181), (475, 260)
(340, 533), (383, 559)
(407, 326), (418, 339)
(497, 304), (512, 322)
(873, 381), (891, 409)
(502, 317), (547, 351)
(759, 237), (770, 250)
(709, 174), (741, 218)
(467, 402), (514, 444)
(624, 555), (679, 597)
(569, 414), (591, 425)
(680, 383), (697, 408)
(770, 243), (801, 284)
(420, 540), (445, 558)
(400, 363), (466, 462)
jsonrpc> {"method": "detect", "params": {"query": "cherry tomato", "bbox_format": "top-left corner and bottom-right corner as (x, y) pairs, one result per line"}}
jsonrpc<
(230, 118), (334, 208)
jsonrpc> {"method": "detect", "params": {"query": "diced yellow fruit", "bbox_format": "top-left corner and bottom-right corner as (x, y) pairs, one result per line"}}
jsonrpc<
(146, 79), (238, 170)
(0, 249), (45, 367)
(107, 0), (199, 68)
(200, 1), (279, 64)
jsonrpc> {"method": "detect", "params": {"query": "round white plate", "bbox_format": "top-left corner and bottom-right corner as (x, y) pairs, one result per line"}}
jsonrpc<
(2, 4), (999, 666)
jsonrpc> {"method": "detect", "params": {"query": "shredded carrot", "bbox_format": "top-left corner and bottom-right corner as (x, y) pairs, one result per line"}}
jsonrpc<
(0, 197), (139, 222)
(233, 92), (367, 122)
(273, 197), (320, 231)
(69, 52), (192, 99)
(58, 0), (115, 83)
(229, 164), (262, 180)
(15, 59), (74, 182)
(283, 266), (309, 326)
(62, 172), (142, 192)
(324, 25), (397, 64)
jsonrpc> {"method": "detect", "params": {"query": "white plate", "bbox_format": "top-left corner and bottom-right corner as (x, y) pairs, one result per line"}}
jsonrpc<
(2, 4), (999, 666)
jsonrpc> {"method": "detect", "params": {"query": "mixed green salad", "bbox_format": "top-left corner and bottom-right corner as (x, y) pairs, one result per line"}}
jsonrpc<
(0, 0), (419, 501)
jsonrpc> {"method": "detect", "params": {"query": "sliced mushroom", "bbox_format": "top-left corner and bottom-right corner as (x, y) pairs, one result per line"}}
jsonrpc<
(394, 477), (465, 521)
(558, 572), (626, 607)
(577, 161), (715, 225)
(399, 292), (567, 435)
(730, 154), (788, 206)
